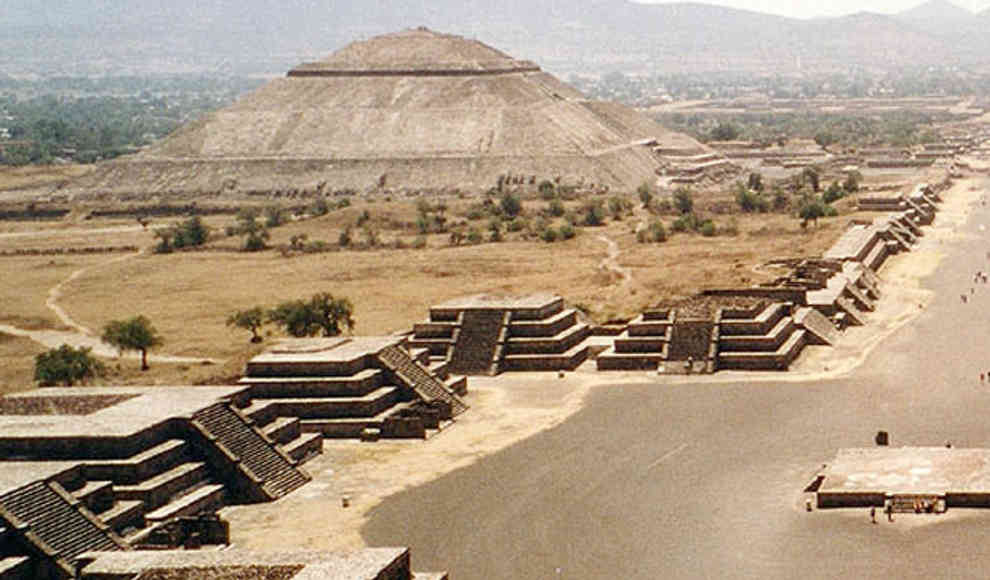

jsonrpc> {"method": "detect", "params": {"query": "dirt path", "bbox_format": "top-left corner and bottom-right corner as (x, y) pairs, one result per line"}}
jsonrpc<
(596, 233), (633, 289)
(0, 250), (219, 364)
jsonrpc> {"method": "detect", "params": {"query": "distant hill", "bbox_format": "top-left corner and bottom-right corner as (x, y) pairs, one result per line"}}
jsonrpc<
(2, 0), (989, 77)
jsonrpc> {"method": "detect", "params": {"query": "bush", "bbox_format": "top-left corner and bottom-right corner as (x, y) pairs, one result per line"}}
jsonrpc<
(499, 192), (522, 218)
(822, 181), (846, 204)
(559, 224), (576, 240)
(506, 218), (525, 232)
(637, 182), (653, 208)
(467, 228), (483, 244)
(538, 180), (556, 200)
(699, 220), (717, 237)
(548, 198), (565, 217)
(581, 200), (605, 227)
(412, 235), (428, 249)
(310, 198), (330, 216)
(540, 227), (558, 243)
(35, 344), (105, 386)
(673, 187), (694, 215)
(264, 205), (286, 228)
(672, 212), (699, 233)
(647, 220), (667, 242)
(736, 186), (769, 213)
(338, 226), (353, 247)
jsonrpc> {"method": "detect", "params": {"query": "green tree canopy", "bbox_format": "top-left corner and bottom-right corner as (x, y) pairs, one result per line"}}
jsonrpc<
(34, 344), (105, 386)
(227, 307), (267, 343)
(101, 315), (163, 371)
(268, 293), (356, 338)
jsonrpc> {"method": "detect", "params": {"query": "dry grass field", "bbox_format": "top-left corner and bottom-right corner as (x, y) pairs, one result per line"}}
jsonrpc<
(0, 164), (93, 196)
(0, 185), (857, 392)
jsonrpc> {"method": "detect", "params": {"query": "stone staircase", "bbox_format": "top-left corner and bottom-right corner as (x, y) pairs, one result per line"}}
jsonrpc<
(192, 404), (309, 499)
(0, 481), (124, 566)
(448, 310), (507, 375)
(378, 345), (468, 417)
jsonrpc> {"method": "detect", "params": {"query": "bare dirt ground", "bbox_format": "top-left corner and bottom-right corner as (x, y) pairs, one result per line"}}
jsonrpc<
(222, 177), (986, 558)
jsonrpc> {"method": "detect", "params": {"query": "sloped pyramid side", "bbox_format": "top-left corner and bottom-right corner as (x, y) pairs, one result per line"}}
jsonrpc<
(68, 29), (720, 195)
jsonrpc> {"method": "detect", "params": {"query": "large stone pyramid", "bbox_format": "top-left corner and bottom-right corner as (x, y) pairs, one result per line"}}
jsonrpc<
(73, 28), (723, 196)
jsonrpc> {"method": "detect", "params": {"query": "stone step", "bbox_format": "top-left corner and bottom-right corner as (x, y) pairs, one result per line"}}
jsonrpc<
(282, 433), (323, 463)
(71, 480), (114, 514)
(114, 462), (208, 511)
(84, 439), (190, 485)
(143, 484), (226, 524)
(248, 386), (402, 419)
(0, 556), (31, 580)
(263, 416), (302, 444)
(238, 368), (385, 398)
(98, 499), (145, 534)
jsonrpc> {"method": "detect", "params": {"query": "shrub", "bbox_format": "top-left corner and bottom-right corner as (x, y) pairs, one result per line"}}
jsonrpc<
(540, 227), (558, 243)
(467, 228), (483, 244)
(647, 220), (667, 242)
(538, 180), (556, 200)
(35, 344), (105, 386)
(637, 182), (653, 208)
(499, 192), (522, 218)
(412, 235), (428, 249)
(338, 226), (353, 247)
(559, 224), (576, 240)
(700, 220), (717, 237)
(506, 218), (525, 232)
(548, 198), (565, 217)
(310, 197), (330, 216)
(581, 200), (605, 227)
(264, 205), (286, 228)
(673, 187), (694, 215)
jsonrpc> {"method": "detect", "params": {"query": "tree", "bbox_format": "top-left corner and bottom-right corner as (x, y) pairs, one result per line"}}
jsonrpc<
(673, 187), (694, 215)
(799, 200), (827, 228)
(499, 192), (522, 218)
(227, 307), (267, 343)
(268, 293), (355, 338)
(801, 167), (821, 193)
(842, 171), (861, 194)
(101, 315), (163, 371)
(307, 292), (355, 337)
(538, 180), (556, 200)
(746, 172), (764, 193)
(637, 182), (653, 208)
(709, 122), (741, 141)
(236, 209), (269, 252)
(173, 216), (209, 248)
(34, 344), (105, 386)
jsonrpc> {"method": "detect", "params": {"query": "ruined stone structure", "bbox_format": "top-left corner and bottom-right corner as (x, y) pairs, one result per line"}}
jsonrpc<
(67, 28), (732, 196)
(597, 179), (945, 372)
(408, 294), (591, 375)
(0, 387), (316, 578)
(239, 337), (468, 441)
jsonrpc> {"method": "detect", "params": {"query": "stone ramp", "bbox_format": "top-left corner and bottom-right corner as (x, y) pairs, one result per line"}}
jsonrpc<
(379, 345), (468, 417)
(192, 404), (309, 499)
(0, 481), (124, 567)
(448, 310), (507, 375)
(795, 307), (839, 345)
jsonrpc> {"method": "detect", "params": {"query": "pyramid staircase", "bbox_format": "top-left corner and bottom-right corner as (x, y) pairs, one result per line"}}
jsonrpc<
(448, 310), (507, 375)
(0, 480), (125, 576)
(378, 345), (468, 417)
(191, 404), (309, 500)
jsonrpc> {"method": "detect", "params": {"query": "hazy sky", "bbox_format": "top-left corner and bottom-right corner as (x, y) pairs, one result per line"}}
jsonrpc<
(638, 0), (990, 18)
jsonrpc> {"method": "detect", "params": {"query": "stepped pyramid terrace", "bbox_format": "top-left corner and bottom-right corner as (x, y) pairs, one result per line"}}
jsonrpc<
(66, 28), (735, 196)
(407, 293), (592, 375)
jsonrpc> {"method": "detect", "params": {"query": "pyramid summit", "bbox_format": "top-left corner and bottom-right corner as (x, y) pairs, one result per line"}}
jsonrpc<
(71, 28), (731, 196)
(288, 27), (541, 75)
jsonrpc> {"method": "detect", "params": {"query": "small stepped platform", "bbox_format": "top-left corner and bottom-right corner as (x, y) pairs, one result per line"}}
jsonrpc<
(595, 347), (666, 371)
(71, 480), (114, 514)
(302, 401), (422, 439)
(718, 316), (795, 352)
(505, 323), (590, 355)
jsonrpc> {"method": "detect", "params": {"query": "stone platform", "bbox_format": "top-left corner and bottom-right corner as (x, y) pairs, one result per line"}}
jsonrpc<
(811, 447), (990, 510)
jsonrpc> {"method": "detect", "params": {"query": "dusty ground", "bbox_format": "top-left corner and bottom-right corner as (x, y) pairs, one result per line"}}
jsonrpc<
(222, 176), (986, 561)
